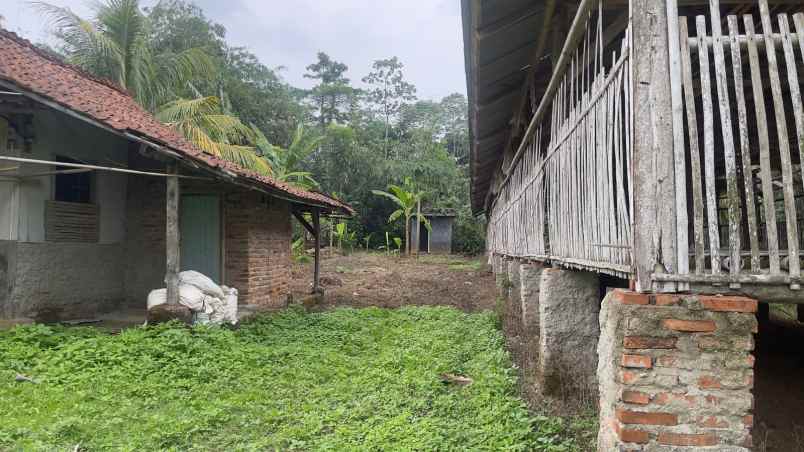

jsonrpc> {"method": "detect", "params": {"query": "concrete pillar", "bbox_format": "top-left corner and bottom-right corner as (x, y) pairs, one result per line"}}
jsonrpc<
(507, 259), (521, 306)
(597, 290), (756, 451)
(519, 262), (544, 389)
(519, 262), (543, 337)
(538, 268), (600, 394)
(493, 255), (507, 299)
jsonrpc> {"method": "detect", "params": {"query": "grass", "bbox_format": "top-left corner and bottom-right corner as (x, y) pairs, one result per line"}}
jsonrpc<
(0, 307), (582, 451)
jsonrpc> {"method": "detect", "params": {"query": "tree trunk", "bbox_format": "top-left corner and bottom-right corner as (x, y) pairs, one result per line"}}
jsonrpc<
(405, 214), (410, 256)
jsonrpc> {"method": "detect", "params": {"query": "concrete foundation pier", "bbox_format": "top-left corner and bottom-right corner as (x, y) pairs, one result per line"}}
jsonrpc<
(538, 268), (600, 395)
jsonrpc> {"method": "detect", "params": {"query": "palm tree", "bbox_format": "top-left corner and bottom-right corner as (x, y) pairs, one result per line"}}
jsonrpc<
(33, 0), (214, 110)
(157, 94), (272, 175)
(372, 177), (430, 256)
(253, 124), (322, 189)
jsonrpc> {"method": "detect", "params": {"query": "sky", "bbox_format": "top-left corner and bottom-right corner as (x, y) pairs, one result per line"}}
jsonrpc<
(0, 0), (467, 101)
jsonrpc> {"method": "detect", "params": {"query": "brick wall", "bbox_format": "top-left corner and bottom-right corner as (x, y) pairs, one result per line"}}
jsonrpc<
(224, 191), (291, 309)
(598, 289), (756, 451)
(123, 175), (166, 304)
(124, 176), (292, 309)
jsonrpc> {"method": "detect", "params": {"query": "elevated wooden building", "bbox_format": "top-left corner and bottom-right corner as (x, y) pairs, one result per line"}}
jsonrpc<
(463, 0), (803, 449)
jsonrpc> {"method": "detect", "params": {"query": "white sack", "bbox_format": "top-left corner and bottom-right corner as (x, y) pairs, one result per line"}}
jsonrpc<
(147, 288), (167, 310)
(221, 286), (239, 325)
(179, 271), (225, 300)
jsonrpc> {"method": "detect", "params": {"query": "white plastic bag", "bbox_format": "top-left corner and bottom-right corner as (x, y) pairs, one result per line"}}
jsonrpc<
(178, 271), (225, 300)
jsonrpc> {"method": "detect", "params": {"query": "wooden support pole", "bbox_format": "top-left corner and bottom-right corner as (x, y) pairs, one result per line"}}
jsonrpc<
(631, 0), (677, 292)
(313, 209), (321, 294)
(415, 199), (422, 256)
(165, 162), (181, 305)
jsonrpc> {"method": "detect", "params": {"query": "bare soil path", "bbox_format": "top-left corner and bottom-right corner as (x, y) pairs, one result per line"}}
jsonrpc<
(291, 252), (496, 312)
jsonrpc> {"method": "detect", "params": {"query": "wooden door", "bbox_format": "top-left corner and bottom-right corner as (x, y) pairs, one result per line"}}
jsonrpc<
(180, 195), (221, 282)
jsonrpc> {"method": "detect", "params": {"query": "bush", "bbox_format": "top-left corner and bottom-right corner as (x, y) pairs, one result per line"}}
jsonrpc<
(452, 206), (486, 255)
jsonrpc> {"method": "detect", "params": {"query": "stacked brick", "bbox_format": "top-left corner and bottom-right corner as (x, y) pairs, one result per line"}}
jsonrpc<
(224, 192), (292, 309)
(598, 289), (756, 451)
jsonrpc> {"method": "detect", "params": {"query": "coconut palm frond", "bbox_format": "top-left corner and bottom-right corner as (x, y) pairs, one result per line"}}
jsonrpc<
(216, 143), (273, 176)
(32, 2), (122, 76)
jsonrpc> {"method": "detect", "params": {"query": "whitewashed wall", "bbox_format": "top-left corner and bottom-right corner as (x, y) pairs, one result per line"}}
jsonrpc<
(0, 110), (128, 243)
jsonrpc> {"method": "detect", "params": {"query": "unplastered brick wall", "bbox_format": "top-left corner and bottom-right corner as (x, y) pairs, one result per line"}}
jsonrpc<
(224, 191), (292, 309)
(598, 289), (756, 451)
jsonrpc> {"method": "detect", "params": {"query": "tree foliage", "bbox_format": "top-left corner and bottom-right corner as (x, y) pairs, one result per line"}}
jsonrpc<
(34, 0), (483, 253)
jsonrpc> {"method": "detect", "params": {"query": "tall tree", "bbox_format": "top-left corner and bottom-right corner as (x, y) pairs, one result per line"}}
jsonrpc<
(304, 52), (354, 127)
(362, 57), (417, 155)
(34, 0), (214, 110)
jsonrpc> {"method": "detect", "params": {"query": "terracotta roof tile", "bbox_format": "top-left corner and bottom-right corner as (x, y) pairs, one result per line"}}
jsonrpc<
(0, 28), (352, 215)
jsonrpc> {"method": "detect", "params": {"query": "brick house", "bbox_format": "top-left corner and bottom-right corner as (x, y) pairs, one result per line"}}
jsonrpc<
(0, 29), (351, 321)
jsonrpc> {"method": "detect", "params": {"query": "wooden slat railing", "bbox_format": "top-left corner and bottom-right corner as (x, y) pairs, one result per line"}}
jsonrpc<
(487, 2), (633, 279)
(654, 0), (804, 290)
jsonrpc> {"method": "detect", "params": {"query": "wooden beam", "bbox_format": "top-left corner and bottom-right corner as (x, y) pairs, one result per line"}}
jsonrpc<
(165, 162), (181, 305)
(631, 0), (677, 292)
(313, 209), (322, 294)
(292, 210), (315, 236)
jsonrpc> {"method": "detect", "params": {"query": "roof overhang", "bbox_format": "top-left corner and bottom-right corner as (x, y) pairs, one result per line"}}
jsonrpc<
(462, 0), (558, 215)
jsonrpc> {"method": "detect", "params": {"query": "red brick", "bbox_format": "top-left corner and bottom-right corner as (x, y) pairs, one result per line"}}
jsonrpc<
(621, 370), (639, 385)
(698, 416), (729, 428)
(621, 354), (652, 369)
(698, 375), (722, 389)
(613, 290), (650, 305)
(654, 392), (697, 407)
(624, 336), (678, 349)
(700, 296), (758, 313)
(657, 432), (719, 447)
(615, 408), (678, 426)
(618, 428), (650, 444)
(743, 415), (754, 427)
(621, 390), (651, 405)
(654, 294), (681, 306)
(662, 319), (717, 332)
(655, 355), (676, 367)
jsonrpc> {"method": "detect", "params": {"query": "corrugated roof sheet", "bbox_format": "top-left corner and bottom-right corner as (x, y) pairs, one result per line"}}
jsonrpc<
(0, 28), (353, 215)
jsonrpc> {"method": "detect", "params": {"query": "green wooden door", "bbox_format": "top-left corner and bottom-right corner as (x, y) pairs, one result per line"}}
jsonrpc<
(180, 195), (221, 282)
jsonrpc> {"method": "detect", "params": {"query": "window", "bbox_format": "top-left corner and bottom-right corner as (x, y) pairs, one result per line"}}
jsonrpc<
(54, 156), (92, 203)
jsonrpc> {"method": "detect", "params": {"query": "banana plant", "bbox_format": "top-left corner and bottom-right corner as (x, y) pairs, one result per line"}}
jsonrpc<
(371, 177), (431, 256)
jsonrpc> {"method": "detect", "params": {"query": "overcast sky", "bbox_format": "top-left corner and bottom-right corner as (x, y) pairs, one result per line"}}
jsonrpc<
(1, 0), (467, 101)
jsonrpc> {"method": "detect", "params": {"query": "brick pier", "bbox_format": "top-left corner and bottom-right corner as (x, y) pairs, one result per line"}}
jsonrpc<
(598, 290), (756, 451)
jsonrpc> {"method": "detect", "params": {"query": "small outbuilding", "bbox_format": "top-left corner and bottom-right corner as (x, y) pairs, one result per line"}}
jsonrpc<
(410, 210), (456, 254)
(0, 29), (352, 322)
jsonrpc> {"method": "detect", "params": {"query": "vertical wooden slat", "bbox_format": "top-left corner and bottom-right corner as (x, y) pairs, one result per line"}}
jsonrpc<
(709, 1), (742, 282)
(667, 0), (689, 281)
(696, 15), (721, 275)
(679, 17), (706, 275)
(166, 162), (181, 305)
(727, 15), (760, 273)
(759, 0), (800, 287)
(780, 15), (804, 199)
(744, 15), (780, 275)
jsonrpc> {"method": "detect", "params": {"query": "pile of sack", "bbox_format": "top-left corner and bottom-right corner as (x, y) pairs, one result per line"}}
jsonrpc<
(147, 271), (238, 325)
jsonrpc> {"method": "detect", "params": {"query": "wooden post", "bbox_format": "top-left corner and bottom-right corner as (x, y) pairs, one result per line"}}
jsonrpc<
(165, 162), (181, 305)
(313, 209), (321, 294)
(415, 199), (422, 256)
(631, 0), (677, 292)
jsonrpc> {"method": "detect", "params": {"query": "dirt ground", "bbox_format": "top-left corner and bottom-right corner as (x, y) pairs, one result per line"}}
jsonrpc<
(290, 252), (496, 312)
(753, 309), (804, 452)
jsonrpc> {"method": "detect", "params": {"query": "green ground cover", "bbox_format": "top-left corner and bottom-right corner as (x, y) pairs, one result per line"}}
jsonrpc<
(0, 307), (581, 451)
